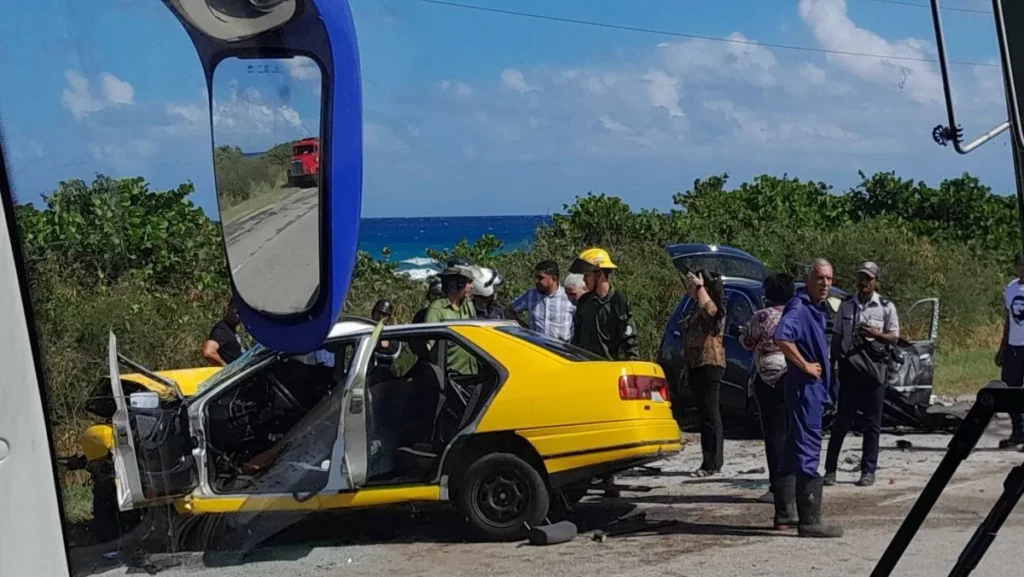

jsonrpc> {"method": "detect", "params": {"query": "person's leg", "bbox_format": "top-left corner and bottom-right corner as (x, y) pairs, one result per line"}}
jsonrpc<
(823, 364), (856, 485)
(705, 366), (725, 472)
(690, 367), (716, 473)
(754, 375), (780, 497)
(774, 381), (799, 529)
(858, 376), (886, 486)
(1003, 346), (1024, 446)
(793, 380), (843, 538)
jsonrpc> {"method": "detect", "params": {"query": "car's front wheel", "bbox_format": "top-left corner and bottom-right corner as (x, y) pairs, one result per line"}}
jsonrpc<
(455, 452), (549, 542)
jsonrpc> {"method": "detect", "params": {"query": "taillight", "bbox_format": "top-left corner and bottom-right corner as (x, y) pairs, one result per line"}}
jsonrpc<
(618, 375), (670, 401)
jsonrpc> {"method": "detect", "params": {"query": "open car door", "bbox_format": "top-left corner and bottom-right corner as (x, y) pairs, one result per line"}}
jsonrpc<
(884, 298), (940, 427)
(322, 321), (384, 492)
(108, 331), (197, 510)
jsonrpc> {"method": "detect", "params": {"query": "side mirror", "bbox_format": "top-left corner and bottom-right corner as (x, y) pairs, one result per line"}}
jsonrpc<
(728, 324), (745, 339)
(162, 0), (363, 353)
(995, 0), (1024, 150)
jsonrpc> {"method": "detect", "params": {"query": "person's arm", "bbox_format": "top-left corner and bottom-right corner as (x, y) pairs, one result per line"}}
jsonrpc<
(505, 292), (530, 327)
(618, 297), (641, 360)
(858, 305), (900, 345)
(202, 339), (226, 366)
(739, 313), (760, 351)
(998, 310), (1010, 367)
(777, 340), (822, 380)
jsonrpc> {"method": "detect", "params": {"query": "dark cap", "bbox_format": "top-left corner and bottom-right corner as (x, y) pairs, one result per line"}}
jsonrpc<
(856, 261), (880, 279)
(438, 266), (476, 281)
(371, 299), (393, 317)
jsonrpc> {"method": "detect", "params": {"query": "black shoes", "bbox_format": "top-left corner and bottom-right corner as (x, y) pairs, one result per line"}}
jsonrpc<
(795, 476), (844, 538)
(856, 472), (876, 487)
(822, 471), (837, 486)
(772, 475), (798, 530)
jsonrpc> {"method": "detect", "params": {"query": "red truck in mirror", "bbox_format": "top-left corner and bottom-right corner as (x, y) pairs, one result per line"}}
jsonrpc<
(288, 137), (320, 188)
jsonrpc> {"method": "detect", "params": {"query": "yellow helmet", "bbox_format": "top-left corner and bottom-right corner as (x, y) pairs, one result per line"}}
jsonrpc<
(570, 247), (618, 273)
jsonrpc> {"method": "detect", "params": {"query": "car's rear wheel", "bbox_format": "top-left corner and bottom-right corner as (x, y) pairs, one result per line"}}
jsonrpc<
(455, 452), (549, 542)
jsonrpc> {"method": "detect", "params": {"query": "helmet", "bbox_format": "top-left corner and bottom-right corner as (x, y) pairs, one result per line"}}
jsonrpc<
(471, 267), (503, 298)
(447, 256), (472, 268)
(371, 299), (394, 319)
(438, 265), (477, 281)
(569, 247), (618, 274)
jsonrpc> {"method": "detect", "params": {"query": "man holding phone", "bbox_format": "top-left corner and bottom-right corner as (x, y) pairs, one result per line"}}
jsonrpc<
(824, 262), (900, 488)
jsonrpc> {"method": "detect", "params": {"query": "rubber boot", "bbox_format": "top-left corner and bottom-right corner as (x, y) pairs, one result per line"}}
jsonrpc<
(796, 476), (844, 538)
(773, 474), (798, 529)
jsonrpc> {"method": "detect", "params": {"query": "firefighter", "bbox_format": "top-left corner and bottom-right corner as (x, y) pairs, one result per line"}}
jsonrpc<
(568, 248), (640, 361)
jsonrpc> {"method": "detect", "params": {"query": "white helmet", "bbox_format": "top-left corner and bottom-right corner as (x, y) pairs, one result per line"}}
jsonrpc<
(471, 267), (503, 298)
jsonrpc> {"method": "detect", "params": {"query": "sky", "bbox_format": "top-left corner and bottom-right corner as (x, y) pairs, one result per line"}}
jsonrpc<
(0, 0), (1017, 218)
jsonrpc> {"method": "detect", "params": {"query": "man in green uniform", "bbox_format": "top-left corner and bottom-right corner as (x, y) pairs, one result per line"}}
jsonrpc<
(423, 266), (479, 375)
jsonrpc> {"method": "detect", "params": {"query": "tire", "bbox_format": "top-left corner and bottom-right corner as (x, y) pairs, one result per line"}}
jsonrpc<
(455, 452), (549, 542)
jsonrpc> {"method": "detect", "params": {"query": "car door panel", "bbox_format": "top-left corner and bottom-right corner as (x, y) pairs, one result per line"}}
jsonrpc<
(337, 321), (384, 489)
(108, 331), (196, 510)
(889, 298), (939, 406)
(721, 289), (756, 414)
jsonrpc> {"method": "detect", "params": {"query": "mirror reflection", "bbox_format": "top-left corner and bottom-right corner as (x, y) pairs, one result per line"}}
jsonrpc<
(212, 55), (324, 316)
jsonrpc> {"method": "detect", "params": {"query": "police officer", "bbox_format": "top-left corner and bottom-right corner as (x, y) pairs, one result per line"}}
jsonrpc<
(773, 258), (843, 538)
(824, 261), (900, 487)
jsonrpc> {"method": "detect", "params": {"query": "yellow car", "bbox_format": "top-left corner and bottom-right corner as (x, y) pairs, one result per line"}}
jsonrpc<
(90, 318), (681, 549)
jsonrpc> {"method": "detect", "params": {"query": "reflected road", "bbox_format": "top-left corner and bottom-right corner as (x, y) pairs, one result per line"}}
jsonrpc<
(223, 186), (319, 314)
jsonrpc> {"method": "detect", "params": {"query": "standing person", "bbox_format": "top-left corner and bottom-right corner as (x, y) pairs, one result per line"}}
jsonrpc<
(509, 260), (575, 341)
(740, 273), (796, 506)
(569, 247), (640, 497)
(824, 262), (900, 487)
(471, 267), (506, 320)
(569, 248), (640, 361)
(772, 258), (843, 538)
(423, 266), (479, 375)
(413, 278), (445, 324)
(996, 250), (1024, 450)
(202, 301), (245, 366)
(681, 269), (727, 477)
(563, 273), (588, 305)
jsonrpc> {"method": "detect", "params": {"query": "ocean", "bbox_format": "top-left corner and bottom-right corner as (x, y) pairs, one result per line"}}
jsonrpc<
(357, 215), (551, 280)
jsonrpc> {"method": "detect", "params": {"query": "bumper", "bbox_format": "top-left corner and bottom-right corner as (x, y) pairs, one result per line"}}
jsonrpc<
(517, 418), (683, 488)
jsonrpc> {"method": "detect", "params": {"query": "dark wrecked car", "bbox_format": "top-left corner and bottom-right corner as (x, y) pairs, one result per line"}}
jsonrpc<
(656, 244), (953, 431)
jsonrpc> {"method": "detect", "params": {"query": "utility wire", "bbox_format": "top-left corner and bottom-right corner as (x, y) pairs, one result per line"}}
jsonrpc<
(413, 0), (999, 68)
(863, 0), (990, 15)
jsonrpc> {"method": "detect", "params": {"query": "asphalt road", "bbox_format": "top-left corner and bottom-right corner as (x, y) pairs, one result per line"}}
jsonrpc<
(222, 186), (319, 315)
(76, 416), (1024, 577)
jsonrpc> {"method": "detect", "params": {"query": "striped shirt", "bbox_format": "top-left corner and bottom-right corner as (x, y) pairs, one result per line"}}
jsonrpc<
(512, 286), (576, 342)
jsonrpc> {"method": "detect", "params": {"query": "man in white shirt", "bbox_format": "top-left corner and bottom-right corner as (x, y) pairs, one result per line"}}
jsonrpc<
(508, 260), (575, 341)
(996, 251), (1024, 449)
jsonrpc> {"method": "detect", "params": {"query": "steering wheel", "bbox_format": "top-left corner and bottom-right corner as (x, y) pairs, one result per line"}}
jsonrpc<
(267, 373), (306, 413)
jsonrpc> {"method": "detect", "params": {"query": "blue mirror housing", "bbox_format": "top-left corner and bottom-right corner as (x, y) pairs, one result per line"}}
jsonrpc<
(162, 0), (362, 353)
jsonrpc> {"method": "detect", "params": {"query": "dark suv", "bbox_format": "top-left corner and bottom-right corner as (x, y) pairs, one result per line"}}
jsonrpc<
(656, 244), (940, 428)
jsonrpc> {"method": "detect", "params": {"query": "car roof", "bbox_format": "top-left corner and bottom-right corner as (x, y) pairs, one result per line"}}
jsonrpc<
(665, 243), (760, 261)
(326, 317), (519, 339)
(718, 277), (849, 296)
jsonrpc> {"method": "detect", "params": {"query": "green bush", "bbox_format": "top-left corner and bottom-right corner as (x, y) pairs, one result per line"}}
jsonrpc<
(13, 169), (1021, 437)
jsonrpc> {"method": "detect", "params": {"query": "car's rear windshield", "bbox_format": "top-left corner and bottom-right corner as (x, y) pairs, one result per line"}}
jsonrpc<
(496, 326), (605, 362)
(672, 254), (767, 281)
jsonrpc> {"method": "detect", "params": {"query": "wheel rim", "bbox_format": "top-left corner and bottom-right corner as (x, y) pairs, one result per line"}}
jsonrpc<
(473, 468), (532, 527)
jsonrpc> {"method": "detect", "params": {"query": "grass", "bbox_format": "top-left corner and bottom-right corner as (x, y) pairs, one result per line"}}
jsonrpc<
(934, 347), (1001, 397)
(220, 176), (292, 224)
(62, 481), (93, 524)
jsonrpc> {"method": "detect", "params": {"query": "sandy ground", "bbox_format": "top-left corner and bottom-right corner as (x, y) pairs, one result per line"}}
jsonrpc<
(73, 414), (1024, 577)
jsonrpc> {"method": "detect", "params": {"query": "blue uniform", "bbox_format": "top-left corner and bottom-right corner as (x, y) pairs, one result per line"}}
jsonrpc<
(774, 293), (832, 478)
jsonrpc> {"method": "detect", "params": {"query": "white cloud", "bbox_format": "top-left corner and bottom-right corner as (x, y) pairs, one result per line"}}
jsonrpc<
(100, 74), (135, 105)
(62, 70), (136, 120)
(208, 79), (312, 142)
(440, 80), (474, 97)
(600, 115), (630, 132)
(501, 68), (540, 94)
(644, 70), (684, 117)
(799, 62), (827, 85)
(798, 0), (942, 105)
(284, 56), (321, 81)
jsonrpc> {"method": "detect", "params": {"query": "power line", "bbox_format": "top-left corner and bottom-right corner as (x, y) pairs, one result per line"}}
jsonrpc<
(414, 0), (999, 68)
(863, 0), (991, 15)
